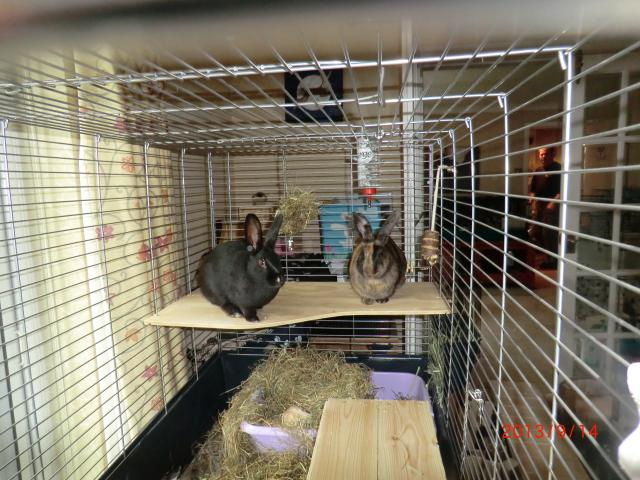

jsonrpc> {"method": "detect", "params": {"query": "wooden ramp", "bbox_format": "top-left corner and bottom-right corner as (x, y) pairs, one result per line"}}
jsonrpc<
(143, 282), (449, 330)
(307, 399), (446, 480)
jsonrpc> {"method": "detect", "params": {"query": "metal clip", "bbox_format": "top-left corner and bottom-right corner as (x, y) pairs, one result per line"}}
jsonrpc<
(436, 138), (442, 148)
(464, 117), (472, 130)
(497, 95), (505, 109)
(448, 129), (454, 140)
(2, 86), (23, 95)
(468, 388), (484, 419)
(557, 51), (568, 71)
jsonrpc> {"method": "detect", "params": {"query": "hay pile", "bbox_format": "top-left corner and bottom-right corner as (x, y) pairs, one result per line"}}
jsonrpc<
(426, 333), (446, 410)
(190, 349), (373, 480)
(277, 187), (318, 237)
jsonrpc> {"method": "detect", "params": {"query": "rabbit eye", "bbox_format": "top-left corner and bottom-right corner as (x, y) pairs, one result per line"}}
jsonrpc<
(258, 258), (266, 269)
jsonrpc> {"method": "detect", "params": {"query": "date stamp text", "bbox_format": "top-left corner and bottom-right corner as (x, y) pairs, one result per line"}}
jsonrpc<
(502, 423), (598, 440)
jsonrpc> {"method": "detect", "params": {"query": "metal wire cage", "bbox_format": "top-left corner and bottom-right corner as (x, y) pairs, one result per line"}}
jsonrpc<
(0, 3), (639, 480)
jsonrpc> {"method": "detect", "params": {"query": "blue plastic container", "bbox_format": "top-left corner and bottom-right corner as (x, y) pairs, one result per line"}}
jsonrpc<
(318, 195), (391, 261)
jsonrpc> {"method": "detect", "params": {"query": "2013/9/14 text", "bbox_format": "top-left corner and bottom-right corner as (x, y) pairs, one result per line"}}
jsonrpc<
(502, 423), (598, 440)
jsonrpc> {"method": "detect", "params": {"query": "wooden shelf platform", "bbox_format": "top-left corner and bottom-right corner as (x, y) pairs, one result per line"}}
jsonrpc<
(143, 282), (449, 330)
(307, 398), (446, 480)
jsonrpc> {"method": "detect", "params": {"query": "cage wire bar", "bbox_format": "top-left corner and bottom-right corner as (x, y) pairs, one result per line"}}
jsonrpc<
(492, 93), (510, 480)
(460, 115), (477, 473)
(438, 40), (636, 480)
(0, 24), (638, 480)
(92, 132), (127, 464)
(549, 48), (575, 479)
(0, 136), (210, 480)
(401, 23), (422, 356)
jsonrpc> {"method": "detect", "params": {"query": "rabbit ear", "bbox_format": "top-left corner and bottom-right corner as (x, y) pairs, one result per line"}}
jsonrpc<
(353, 213), (373, 241)
(244, 214), (263, 252)
(375, 210), (401, 246)
(264, 213), (283, 248)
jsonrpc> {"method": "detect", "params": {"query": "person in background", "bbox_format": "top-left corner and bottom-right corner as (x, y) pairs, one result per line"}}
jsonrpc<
(528, 146), (561, 268)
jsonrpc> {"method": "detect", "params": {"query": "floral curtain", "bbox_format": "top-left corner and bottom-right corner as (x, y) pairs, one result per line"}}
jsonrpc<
(0, 49), (189, 480)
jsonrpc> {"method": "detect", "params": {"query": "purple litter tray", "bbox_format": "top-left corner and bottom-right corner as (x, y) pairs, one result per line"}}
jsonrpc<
(240, 371), (430, 453)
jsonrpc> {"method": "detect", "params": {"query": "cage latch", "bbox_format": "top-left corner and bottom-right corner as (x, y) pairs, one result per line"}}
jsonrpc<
(566, 234), (577, 254)
(468, 388), (484, 418)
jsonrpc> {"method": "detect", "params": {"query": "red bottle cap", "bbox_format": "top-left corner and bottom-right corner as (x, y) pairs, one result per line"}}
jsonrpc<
(360, 187), (377, 202)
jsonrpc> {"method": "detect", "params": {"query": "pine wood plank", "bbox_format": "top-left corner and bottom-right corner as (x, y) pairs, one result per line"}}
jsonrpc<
(307, 399), (445, 480)
(142, 282), (449, 330)
(307, 398), (378, 480)
(377, 400), (446, 480)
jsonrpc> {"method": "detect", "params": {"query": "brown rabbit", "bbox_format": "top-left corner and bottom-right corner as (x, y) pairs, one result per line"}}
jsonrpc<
(349, 211), (407, 304)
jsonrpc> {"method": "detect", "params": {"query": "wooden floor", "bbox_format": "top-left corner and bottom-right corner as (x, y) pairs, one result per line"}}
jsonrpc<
(307, 399), (446, 480)
(143, 282), (449, 330)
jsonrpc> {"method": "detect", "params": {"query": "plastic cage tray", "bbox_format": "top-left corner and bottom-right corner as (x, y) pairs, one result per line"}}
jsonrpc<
(241, 371), (432, 453)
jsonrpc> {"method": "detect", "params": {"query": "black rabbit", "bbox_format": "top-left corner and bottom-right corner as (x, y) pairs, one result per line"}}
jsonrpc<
(349, 211), (407, 304)
(197, 213), (285, 322)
